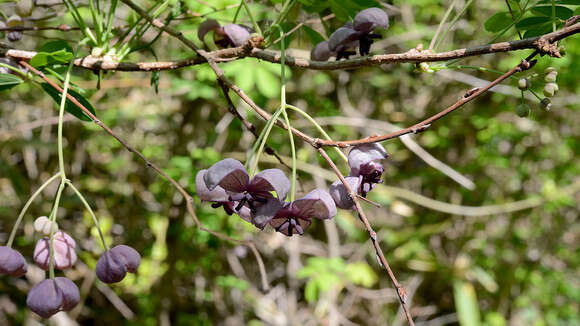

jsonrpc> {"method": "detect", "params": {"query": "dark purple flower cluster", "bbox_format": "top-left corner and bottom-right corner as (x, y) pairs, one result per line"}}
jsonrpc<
(330, 143), (389, 209)
(196, 159), (337, 236)
(197, 19), (252, 48)
(311, 8), (389, 61)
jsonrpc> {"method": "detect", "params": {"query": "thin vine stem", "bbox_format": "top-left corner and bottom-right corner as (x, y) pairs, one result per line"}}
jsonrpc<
(48, 180), (66, 279)
(6, 173), (61, 248)
(66, 180), (109, 251)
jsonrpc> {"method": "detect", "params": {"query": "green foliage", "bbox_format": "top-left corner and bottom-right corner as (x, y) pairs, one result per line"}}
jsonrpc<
(40, 83), (96, 121)
(0, 74), (23, 91)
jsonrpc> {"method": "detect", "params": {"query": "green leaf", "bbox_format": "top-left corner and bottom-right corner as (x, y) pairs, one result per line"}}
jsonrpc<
(255, 68), (280, 98)
(304, 280), (318, 302)
(522, 22), (554, 37)
(302, 25), (326, 44)
(40, 83), (97, 122)
(532, 5), (574, 19)
(38, 40), (73, 54)
(515, 16), (551, 29)
(345, 262), (378, 287)
(0, 74), (23, 91)
(484, 12), (513, 33)
(454, 280), (481, 326)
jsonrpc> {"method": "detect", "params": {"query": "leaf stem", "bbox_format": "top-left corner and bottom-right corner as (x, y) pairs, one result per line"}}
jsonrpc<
(66, 181), (109, 251)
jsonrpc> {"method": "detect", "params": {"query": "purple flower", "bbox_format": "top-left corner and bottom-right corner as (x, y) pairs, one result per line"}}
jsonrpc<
(33, 230), (77, 270)
(197, 19), (251, 48)
(26, 277), (80, 318)
(196, 169), (252, 222)
(348, 143), (388, 196)
(96, 245), (141, 284)
(329, 176), (361, 210)
(311, 40), (334, 61)
(323, 7), (389, 59)
(203, 158), (290, 213)
(266, 189), (337, 236)
(0, 246), (27, 277)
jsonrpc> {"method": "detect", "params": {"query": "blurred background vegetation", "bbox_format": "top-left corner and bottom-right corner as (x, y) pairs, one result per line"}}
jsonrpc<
(0, 0), (579, 325)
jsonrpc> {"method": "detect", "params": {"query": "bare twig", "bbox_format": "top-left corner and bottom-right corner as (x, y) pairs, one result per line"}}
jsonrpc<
(3, 18), (579, 72)
(318, 147), (415, 326)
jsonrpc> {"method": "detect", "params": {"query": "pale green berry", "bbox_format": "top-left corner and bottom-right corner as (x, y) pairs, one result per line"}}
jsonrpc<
(544, 72), (557, 82)
(543, 83), (557, 97)
(544, 67), (557, 74)
(518, 78), (530, 90)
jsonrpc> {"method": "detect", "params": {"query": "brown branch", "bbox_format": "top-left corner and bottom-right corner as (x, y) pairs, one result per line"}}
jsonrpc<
(3, 18), (579, 72)
(316, 51), (539, 147)
(0, 24), (79, 32)
(318, 147), (415, 326)
(19, 60), (271, 291)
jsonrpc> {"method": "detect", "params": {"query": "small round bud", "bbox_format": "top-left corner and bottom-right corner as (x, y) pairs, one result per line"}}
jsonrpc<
(311, 41), (333, 61)
(558, 45), (566, 56)
(34, 216), (59, 236)
(544, 67), (557, 74)
(515, 103), (530, 117)
(543, 83), (557, 97)
(0, 246), (27, 277)
(26, 277), (80, 318)
(6, 15), (23, 42)
(33, 231), (77, 270)
(544, 72), (557, 82)
(517, 78), (530, 90)
(540, 98), (552, 111)
(16, 0), (34, 17)
(96, 245), (141, 283)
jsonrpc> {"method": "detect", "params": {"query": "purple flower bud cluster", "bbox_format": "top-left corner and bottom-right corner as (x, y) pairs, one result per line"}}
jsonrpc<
(2, 226), (140, 318)
(198, 19), (252, 48)
(196, 159), (337, 236)
(311, 8), (389, 61)
(330, 143), (389, 209)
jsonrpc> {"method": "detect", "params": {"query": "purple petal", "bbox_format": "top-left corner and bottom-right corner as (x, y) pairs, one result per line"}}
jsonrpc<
(54, 277), (80, 311)
(248, 169), (290, 200)
(251, 198), (283, 230)
(197, 19), (221, 43)
(311, 41), (334, 61)
(354, 8), (389, 33)
(348, 143), (388, 176)
(110, 245), (141, 273)
(236, 205), (252, 223)
(33, 231), (77, 271)
(329, 177), (360, 209)
(27, 279), (62, 318)
(328, 26), (361, 52)
(204, 158), (249, 193)
(196, 169), (229, 202)
(223, 24), (251, 47)
(0, 246), (27, 277)
(96, 250), (126, 283)
(292, 189), (337, 220)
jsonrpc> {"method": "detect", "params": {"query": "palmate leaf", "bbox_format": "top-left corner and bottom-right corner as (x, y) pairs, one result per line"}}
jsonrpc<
(40, 83), (97, 122)
(30, 41), (73, 68)
(484, 12), (513, 33)
(532, 5), (574, 20)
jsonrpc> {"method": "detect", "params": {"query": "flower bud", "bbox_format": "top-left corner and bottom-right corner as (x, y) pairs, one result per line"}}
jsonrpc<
(544, 72), (557, 82)
(96, 245), (141, 283)
(34, 216), (59, 236)
(33, 231), (77, 270)
(517, 78), (530, 90)
(6, 15), (23, 42)
(515, 103), (530, 117)
(543, 83), (557, 97)
(26, 277), (80, 318)
(540, 98), (552, 111)
(0, 246), (27, 277)
(16, 0), (34, 17)
(544, 67), (557, 74)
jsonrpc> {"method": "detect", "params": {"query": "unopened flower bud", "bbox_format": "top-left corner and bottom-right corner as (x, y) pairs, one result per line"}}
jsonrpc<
(6, 15), (23, 42)
(16, 0), (34, 17)
(544, 72), (557, 82)
(27, 277), (80, 318)
(33, 231), (77, 270)
(544, 67), (557, 74)
(540, 98), (552, 111)
(543, 83), (557, 97)
(34, 216), (58, 236)
(96, 245), (141, 283)
(517, 78), (530, 90)
(515, 103), (530, 117)
(0, 246), (27, 277)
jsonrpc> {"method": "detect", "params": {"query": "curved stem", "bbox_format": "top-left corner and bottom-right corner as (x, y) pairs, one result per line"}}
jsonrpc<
(66, 181), (109, 251)
(285, 104), (348, 163)
(6, 173), (61, 248)
(48, 180), (66, 279)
